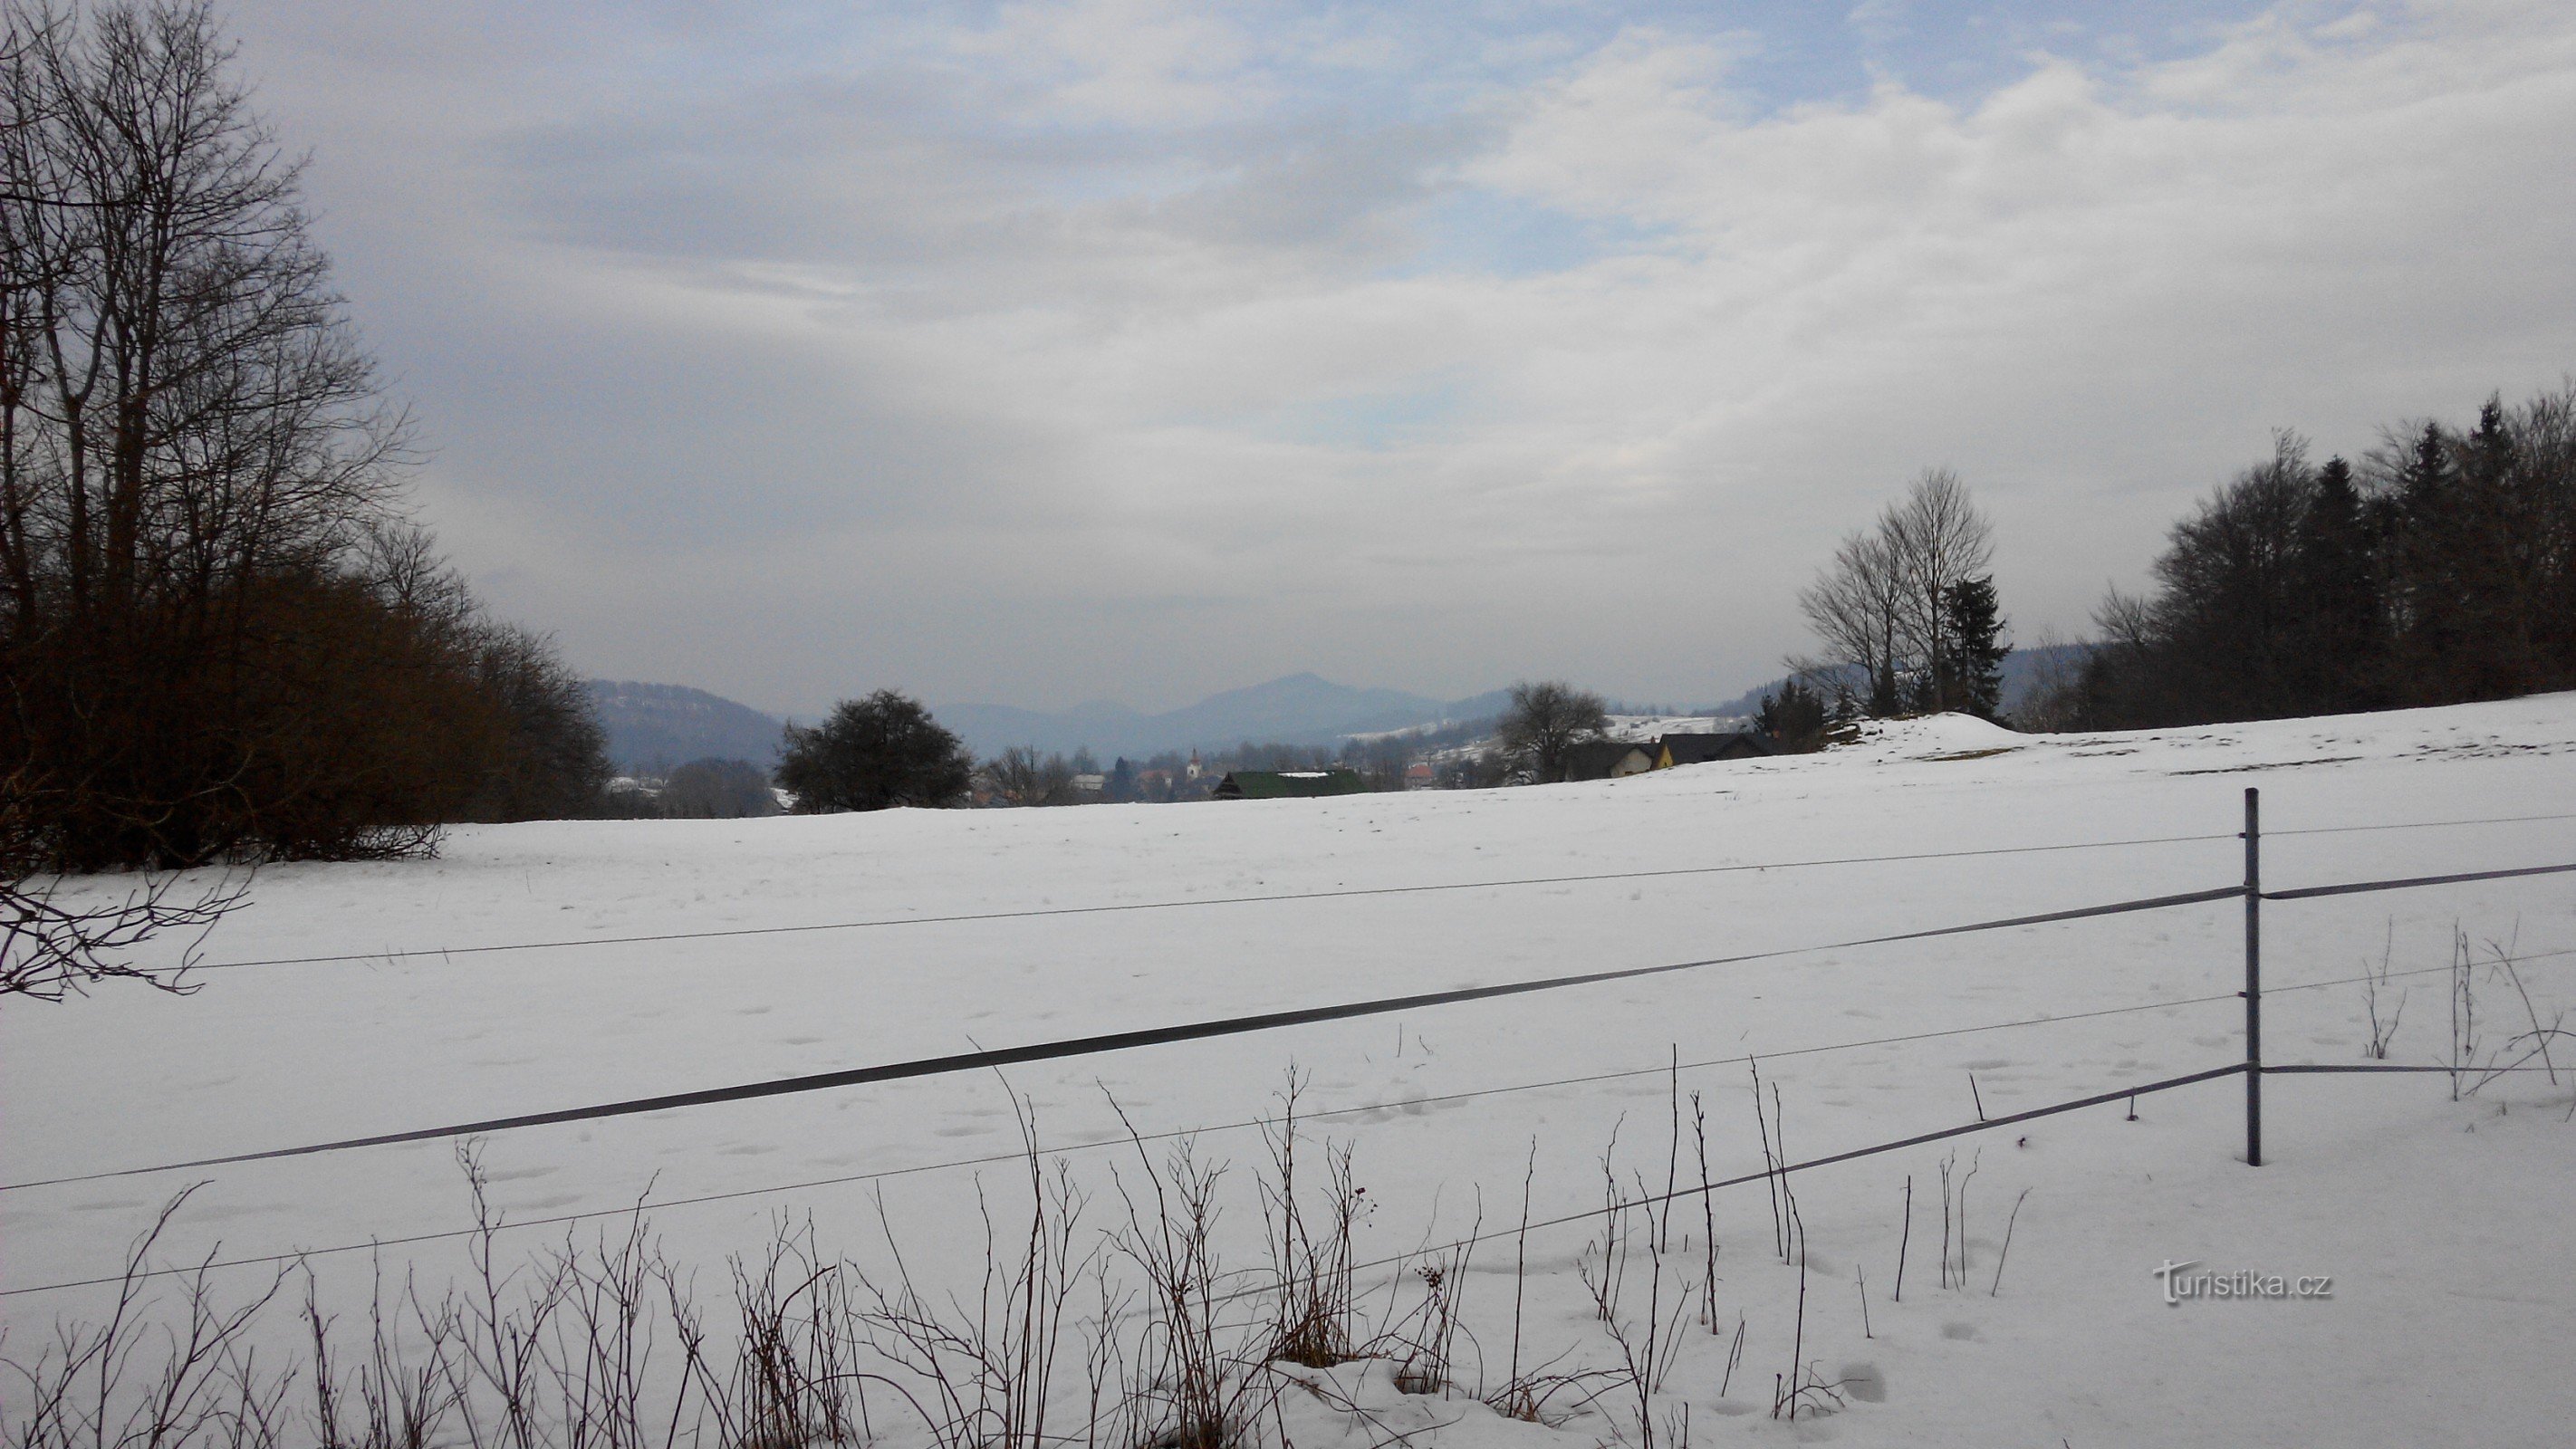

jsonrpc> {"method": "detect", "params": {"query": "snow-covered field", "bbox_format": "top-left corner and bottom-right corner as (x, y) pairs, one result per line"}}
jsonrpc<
(1600, 715), (1744, 742)
(7, 696), (2576, 1446)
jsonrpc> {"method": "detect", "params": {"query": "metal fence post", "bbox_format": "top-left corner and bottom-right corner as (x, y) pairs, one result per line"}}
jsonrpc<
(2244, 786), (2263, 1166)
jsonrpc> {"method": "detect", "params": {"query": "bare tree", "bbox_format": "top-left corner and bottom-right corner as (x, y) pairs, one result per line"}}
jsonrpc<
(3, 4), (607, 868)
(979, 745), (1078, 807)
(1794, 468), (1995, 715)
(1796, 527), (1907, 713)
(1, 868), (241, 1001)
(2011, 627), (2093, 733)
(1495, 680), (1609, 783)
(1, 765), (243, 1000)
(4, 1), (413, 867)
(1, 0), (405, 622)
(1886, 468), (1994, 711)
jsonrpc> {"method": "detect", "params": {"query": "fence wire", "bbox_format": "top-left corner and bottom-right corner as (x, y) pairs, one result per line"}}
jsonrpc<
(18, 850), (2572, 1191)
(5, 886), (2246, 1190)
(164, 808), (2576, 976)
(14, 940), (2570, 1300)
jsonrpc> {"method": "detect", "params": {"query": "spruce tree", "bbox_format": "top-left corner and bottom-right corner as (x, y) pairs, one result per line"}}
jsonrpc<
(1940, 575), (2012, 721)
(2390, 421), (2464, 684)
(2290, 456), (2379, 710)
(1758, 678), (1828, 749)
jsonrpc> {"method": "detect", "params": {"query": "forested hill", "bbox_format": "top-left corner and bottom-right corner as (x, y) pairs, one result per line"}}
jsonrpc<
(584, 682), (785, 773)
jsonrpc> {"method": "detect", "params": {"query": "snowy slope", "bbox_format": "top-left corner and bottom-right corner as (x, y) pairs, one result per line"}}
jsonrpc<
(6, 696), (2576, 1446)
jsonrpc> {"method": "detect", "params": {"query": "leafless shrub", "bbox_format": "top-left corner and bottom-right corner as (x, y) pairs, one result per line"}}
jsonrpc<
(2451, 927), (2479, 1101)
(1577, 1128), (1629, 1329)
(1597, 1211), (1692, 1447)
(1988, 1190), (2033, 1298)
(1746, 1063), (1786, 1264)
(1483, 1145), (1545, 1423)
(1891, 1176), (1912, 1303)
(1716, 1316), (1745, 1399)
(1104, 1110), (1274, 1449)
(2362, 922), (2408, 1060)
(1480, 1142), (1621, 1429)
(453, 1147), (701, 1449)
(850, 1093), (1103, 1449)
(2457, 926), (2571, 1101)
(1766, 1192), (1845, 1423)
(3, 1185), (293, 1449)
(1686, 1091), (1718, 1331)
(5, 1127), (1118, 1449)
(1574, 1108), (1696, 1449)
(302, 1260), (460, 1449)
(1379, 1242), (1471, 1398)
(1254, 1076), (1362, 1371)
(1933, 1149), (1981, 1291)
(2481, 930), (2563, 1087)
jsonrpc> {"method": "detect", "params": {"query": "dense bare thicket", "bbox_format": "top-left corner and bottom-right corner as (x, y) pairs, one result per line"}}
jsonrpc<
(655, 757), (778, 818)
(980, 745), (1081, 806)
(1495, 680), (1608, 783)
(2070, 385), (2576, 728)
(1795, 470), (2002, 717)
(0, 2), (607, 876)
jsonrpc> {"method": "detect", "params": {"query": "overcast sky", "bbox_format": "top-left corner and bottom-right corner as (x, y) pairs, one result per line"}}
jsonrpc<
(221, 0), (2576, 716)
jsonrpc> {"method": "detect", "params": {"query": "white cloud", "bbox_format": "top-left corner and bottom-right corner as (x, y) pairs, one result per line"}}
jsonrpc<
(221, 1), (2576, 715)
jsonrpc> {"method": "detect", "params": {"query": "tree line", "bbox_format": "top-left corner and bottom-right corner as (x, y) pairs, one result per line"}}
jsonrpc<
(3, 2), (610, 878)
(2062, 387), (2576, 728)
(1781, 382), (2576, 739)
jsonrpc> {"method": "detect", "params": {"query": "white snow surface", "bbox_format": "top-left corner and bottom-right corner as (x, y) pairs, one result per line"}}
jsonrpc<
(8, 696), (2576, 1446)
(1600, 715), (1739, 742)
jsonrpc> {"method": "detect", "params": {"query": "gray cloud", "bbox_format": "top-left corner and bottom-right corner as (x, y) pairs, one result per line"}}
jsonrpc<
(216, 1), (2576, 717)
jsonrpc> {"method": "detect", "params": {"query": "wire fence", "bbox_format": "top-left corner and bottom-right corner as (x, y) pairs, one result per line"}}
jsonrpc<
(166, 808), (2576, 974)
(5, 795), (2571, 1300)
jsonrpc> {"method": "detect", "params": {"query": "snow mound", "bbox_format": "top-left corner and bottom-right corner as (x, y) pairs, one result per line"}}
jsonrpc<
(1839, 712), (2029, 761)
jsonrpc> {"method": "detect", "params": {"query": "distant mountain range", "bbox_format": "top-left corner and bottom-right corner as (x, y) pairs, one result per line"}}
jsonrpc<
(584, 681), (786, 774)
(937, 673), (1514, 760)
(588, 650), (2098, 775)
(583, 674), (1514, 772)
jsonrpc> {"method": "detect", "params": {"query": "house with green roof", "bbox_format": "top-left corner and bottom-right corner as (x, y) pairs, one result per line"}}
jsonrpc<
(1212, 768), (1367, 800)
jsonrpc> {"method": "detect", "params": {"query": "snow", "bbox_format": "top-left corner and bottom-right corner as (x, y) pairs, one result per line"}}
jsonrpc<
(7, 696), (2576, 1446)
(1602, 714), (1745, 743)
